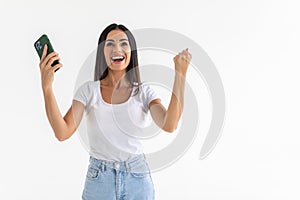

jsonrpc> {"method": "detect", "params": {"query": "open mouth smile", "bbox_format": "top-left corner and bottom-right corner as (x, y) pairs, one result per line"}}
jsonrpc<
(111, 55), (125, 64)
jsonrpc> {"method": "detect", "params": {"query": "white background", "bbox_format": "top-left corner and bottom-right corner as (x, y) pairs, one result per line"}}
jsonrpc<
(1, 0), (300, 199)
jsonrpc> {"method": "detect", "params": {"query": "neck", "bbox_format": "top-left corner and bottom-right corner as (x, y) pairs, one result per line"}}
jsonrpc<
(103, 69), (129, 88)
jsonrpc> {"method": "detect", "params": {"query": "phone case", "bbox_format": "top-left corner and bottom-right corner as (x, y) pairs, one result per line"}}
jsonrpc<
(34, 34), (60, 72)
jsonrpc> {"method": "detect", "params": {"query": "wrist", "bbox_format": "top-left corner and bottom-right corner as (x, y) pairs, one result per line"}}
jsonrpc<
(175, 71), (187, 78)
(174, 67), (187, 77)
(42, 85), (53, 95)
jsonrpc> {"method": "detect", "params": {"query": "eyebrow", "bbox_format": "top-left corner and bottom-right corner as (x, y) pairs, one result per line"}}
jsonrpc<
(106, 38), (128, 42)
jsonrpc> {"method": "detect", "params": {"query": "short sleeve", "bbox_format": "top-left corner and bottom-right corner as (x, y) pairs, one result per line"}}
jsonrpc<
(73, 81), (93, 107)
(141, 83), (161, 112)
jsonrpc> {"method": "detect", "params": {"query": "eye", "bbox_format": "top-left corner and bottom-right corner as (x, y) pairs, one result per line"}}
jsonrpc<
(106, 42), (114, 47)
(121, 42), (128, 46)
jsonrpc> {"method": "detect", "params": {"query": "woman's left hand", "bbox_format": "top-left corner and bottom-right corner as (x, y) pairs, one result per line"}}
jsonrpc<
(173, 48), (192, 76)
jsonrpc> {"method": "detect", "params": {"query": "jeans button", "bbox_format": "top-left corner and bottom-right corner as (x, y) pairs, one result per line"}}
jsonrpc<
(114, 163), (120, 170)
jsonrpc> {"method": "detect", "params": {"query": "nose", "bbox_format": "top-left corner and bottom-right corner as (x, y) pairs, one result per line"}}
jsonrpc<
(112, 43), (123, 53)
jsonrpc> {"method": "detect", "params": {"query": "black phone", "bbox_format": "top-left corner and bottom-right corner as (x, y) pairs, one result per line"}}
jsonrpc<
(34, 34), (60, 72)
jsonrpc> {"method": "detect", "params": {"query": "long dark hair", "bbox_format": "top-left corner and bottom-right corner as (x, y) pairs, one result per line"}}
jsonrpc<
(94, 23), (141, 95)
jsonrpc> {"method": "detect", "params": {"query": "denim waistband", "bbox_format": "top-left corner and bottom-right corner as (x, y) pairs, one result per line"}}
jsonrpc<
(89, 154), (149, 173)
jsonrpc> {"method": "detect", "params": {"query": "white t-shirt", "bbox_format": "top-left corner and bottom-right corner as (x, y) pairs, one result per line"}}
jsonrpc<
(73, 80), (160, 161)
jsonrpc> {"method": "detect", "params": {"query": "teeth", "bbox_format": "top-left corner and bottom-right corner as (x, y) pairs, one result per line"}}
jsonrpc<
(112, 56), (124, 60)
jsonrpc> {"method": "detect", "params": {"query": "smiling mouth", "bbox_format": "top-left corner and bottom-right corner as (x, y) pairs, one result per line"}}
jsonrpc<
(111, 56), (125, 63)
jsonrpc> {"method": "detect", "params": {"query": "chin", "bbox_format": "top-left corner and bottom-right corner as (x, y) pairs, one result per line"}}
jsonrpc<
(109, 65), (128, 71)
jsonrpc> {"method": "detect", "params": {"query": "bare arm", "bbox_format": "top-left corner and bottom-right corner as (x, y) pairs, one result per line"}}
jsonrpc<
(39, 45), (84, 141)
(43, 89), (84, 141)
(150, 48), (192, 133)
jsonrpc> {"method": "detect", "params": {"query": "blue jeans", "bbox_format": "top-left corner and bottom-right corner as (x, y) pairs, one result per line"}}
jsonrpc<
(82, 154), (155, 200)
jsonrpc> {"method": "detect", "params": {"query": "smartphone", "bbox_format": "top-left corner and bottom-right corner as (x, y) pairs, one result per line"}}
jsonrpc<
(34, 34), (60, 72)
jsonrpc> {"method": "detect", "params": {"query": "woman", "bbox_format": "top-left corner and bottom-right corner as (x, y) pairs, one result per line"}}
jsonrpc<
(38, 23), (192, 200)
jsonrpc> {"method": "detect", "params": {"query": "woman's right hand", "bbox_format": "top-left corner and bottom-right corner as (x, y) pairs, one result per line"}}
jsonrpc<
(39, 45), (63, 91)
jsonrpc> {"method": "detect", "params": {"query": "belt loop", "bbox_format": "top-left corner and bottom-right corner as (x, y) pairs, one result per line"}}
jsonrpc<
(125, 161), (130, 173)
(100, 161), (104, 173)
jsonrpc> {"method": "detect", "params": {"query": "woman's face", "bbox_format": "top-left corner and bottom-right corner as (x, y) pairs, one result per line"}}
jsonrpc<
(104, 29), (131, 72)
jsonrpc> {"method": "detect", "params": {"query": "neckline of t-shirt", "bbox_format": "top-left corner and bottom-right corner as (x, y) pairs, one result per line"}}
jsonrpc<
(97, 80), (134, 106)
